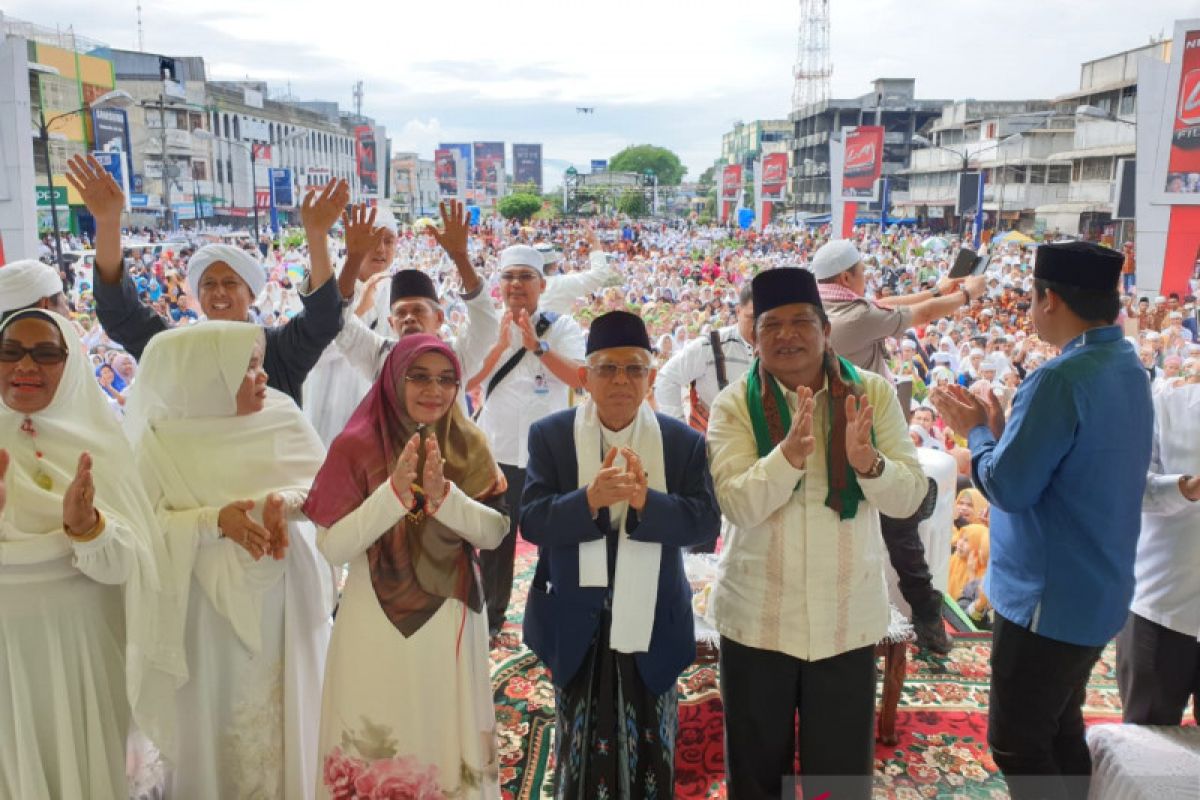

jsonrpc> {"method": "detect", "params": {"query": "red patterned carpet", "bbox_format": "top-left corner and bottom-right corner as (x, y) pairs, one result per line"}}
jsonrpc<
(490, 545), (1123, 799)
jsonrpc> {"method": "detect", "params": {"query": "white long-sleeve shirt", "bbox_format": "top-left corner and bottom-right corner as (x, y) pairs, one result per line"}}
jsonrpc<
(653, 325), (753, 421)
(1132, 383), (1200, 640)
(475, 311), (586, 468)
(705, 368), (926, 661)
(540, 251), (619, 315)
(334, 284), (501, 387)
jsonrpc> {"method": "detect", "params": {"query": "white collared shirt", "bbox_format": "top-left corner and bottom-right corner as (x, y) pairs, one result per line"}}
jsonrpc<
(654, 325), (753, 420)
(705, 368), (927, 661)
(1133, 383), (1200, 640)
(476, 310), (586, 467)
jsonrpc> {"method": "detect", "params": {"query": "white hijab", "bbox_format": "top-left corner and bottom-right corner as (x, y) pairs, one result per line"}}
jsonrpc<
(123, 322), (334, 756)
(0, 310), (183, 760)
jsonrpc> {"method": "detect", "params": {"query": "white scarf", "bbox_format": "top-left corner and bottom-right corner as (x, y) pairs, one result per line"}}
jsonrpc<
(123, 323), (335, 755)
(574, 398), (665, 653)
(0, 311), (184, 761)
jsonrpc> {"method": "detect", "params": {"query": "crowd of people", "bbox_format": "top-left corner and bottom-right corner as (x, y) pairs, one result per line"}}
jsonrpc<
(0, 152), (1196, 800)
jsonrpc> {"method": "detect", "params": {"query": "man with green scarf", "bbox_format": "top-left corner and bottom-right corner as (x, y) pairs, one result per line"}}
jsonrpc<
(707, 267), (927, 799)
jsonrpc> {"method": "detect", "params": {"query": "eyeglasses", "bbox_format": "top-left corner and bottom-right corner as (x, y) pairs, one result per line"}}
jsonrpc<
(404, 373), (460, 389)
(0, 344), (68, 364)
(588, 363), (650, 380)
(500, 272), (540, 284)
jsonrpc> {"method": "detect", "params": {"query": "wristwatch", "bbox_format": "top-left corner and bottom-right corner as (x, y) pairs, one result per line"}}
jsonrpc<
(854, 451), (886, 480)
(533, 339), (550, 357)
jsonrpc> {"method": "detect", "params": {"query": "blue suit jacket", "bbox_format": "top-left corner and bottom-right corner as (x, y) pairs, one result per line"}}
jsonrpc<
(520, 408), (721, 696)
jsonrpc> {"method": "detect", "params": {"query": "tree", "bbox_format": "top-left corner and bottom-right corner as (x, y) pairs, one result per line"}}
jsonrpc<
(497, 193), (542, 222)
(617, 191), (648, 217)
(697, 165), (716, 192)
(608, 145), (687, 185)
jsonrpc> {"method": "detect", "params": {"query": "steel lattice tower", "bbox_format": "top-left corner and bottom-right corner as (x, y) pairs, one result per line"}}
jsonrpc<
(791, 0), (832, 114)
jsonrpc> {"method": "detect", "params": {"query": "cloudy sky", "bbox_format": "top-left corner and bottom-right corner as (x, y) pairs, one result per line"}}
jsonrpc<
(7, 0), (1188, 186)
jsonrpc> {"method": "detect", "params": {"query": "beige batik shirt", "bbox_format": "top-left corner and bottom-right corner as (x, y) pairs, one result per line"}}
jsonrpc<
(705, 367), (926, 661)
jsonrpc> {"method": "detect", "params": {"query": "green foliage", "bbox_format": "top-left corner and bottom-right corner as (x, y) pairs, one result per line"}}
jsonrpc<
(697, 166), (716, 191)
(497, 193), (543, 222)
(608, 145), (687, 185)
(281, 228), (306, 249)
(617, 191), (648, 217)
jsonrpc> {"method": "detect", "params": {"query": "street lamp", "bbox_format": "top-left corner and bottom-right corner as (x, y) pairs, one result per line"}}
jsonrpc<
(33, 88), (134, 271)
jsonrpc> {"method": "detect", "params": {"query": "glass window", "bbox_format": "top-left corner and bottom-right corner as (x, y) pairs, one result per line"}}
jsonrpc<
(1119, 88), (1136, 117)
(1080, 157), (1112, 181)
(1029, 165), (1046, 183)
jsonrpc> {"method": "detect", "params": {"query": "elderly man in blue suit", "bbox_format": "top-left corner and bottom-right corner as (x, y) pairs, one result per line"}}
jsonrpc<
(520, 310), (721, 799)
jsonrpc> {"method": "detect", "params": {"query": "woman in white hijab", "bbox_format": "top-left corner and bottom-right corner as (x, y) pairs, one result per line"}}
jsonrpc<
(124, 321), (336, 799)
(0, 310), (178, 799)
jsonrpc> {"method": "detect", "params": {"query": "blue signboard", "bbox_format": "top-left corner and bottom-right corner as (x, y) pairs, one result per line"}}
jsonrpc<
(92, 151), (130, 210)
(270, 168), (294, 207)
(130, 193), (149, 208)
(591, 159), (608, 173)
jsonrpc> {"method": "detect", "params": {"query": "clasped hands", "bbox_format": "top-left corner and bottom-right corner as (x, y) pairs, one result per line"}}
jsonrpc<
(586, 446), (649, 517)
(778, 389), (878, 474)
(219, 494), (289, 561)
(391, 433), (451, 512)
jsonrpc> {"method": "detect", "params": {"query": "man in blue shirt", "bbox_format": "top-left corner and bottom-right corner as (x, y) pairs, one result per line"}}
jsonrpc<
(933, 241), (1153, 800)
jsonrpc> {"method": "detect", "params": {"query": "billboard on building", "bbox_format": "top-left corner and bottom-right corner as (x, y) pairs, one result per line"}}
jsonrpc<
(434, 148), (462, 198)
(591, 159), (608, 173)
(270, 168), (295, 207)
(760, 152), (788, 202)
(438, 143), (472, 182)
(355, 125), (379, 195)
(473, 142), (505, 198)
(720, 164), (743, 200)
(1153, 23), (1200, 203)
(91, 107), (132, 157)
(513, 144), (543, 192)
(841, 126), (885, 200)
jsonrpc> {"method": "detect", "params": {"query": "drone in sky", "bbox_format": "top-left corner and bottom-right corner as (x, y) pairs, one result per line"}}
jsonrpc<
(576, 107), (595, 114)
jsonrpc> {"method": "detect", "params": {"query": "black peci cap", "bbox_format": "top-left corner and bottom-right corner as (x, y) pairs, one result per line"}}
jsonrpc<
(389, 269), (439, 306)
(1033, 241), (1123, 293)
(586, 311), (652, 355)
(751, 267), (823, 319)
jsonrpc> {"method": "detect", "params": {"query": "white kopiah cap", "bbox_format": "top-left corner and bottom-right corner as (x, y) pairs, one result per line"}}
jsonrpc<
(499, 245), (544, 275)
(810, 239), (862, 280)
(0, 259), (63, 314)
(187, 244), (266, 297)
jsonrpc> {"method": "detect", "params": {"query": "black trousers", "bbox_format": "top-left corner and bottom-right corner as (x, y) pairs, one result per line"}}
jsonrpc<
(988, 613), (1103, 800)
(1117, 612), (1200, 725)
(480, 462), (526, 635)
(879, 511), (942, 622)
(720, 636), (876, 800)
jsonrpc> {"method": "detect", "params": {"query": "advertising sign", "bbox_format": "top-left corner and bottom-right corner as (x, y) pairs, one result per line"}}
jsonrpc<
(270, 168), (294, 207)
(35, 185), (68, 207)
(591, 159), (608, 173)
(1155, 25), (1200, 203)
(435, 148), (460, 197)
(92, 151), (131, 211)
(473, 142), (505, 198)
(513, 143), (543, 192)
(355, 125), (379, 195)
(841, 126), (885, 200)
(438, 143), (472, 183)
(91, 107), (132, 157)
(760, 152), (788, 202)
(720, 164), (743, 199)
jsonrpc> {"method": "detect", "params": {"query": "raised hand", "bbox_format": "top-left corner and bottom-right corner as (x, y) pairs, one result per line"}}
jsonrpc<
(65, 155), (125, 224)
(428, 200), (471, 261)
(620, 447), (649, 511)
(63, 452), (100, 535)
(262, 493), (289, 560)
(390, 434), (421, 503)
(422, 436), (448, 508)
(300, 179), (350, 234)
(342, 204), (384, 264)
(218, 499), (272, 560)
(0, 449), (9, 515)
(356, 271), (390, 317)
(586, 447), (637, 515)
(845, 394), (877, 474)
(779, 387), (816, 469)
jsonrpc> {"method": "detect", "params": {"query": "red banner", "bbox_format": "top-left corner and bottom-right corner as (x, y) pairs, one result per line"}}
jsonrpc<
(720, 165), (743, 199)
(760, 153), (788, 202)
(841, 126), (884, 200)
(1165, 28), (1200, 190)
(355, 126), (378, 195)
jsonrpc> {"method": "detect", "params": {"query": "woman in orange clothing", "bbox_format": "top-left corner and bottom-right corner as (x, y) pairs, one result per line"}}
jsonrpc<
(950, 525), (991, 627)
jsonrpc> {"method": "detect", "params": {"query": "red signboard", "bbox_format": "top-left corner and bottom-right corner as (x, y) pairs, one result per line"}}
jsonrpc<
(720, 164), (743, 199)
(841, 126), (884, 200)
(355, 126), (378, 195)
(1164, 29), (1200, 192)
(255, 189), (271, 209)
(761, 153), (788, 202)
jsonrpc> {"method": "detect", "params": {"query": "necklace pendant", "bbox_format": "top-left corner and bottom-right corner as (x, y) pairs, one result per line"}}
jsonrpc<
(34, 470), (53, 492)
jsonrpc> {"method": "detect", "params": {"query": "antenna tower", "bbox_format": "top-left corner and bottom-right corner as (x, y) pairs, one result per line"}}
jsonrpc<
(791, 0), (831, 114)
(353, 81), (364, 117)
(136, 0), (144, 50)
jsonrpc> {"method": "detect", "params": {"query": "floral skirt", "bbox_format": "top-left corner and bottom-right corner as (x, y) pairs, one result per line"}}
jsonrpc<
(552, 617), (677, 800)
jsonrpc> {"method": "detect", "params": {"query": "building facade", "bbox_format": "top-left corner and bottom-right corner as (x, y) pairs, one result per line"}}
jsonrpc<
(390, 152), (438, 221)
(790, 78), (946, 214)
